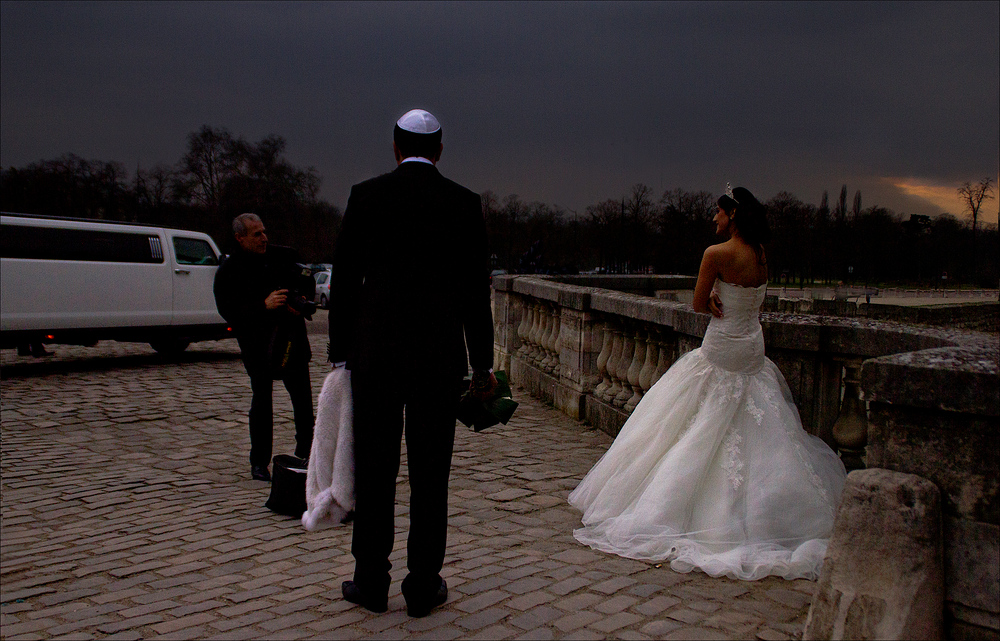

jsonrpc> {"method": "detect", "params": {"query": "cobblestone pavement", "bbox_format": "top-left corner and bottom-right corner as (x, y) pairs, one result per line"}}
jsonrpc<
(2, 335), (814, 640)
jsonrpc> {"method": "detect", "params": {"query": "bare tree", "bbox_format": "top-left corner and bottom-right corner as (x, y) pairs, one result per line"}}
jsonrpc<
(958, 177), (996, 282)
(135, 164), (174, 213)
(958, 178), (996, 236)
(177, 126), (239, 213)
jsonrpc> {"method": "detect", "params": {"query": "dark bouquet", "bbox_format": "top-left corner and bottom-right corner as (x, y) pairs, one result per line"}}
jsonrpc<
(457, 370), (518, 432)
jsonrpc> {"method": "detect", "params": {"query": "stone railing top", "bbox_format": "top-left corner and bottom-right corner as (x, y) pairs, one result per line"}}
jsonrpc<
(862, 343), (1000, 417)
(492, 273), (697, 296)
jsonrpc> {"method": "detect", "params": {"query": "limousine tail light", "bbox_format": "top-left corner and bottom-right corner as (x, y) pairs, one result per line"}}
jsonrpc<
(46, 335), (55, 340)
(226, 327), (233, 332)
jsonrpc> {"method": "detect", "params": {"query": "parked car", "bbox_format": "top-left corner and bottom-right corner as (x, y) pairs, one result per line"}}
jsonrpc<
(313, 270), (332, 309)
(309, 263), (332, 275)
(1, 212), (233, 353)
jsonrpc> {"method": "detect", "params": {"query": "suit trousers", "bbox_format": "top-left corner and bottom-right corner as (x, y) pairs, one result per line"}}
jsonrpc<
(350, 370), (460, 598)
(246, 361), (315, 467)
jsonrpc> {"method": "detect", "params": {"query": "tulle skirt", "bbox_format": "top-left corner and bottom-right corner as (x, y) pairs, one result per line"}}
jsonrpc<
(569, 348), (846, 581)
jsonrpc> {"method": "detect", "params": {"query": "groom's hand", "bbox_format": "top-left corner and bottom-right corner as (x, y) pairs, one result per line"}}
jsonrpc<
(708, 291), (724, 318)
(471, 370), (498, 401)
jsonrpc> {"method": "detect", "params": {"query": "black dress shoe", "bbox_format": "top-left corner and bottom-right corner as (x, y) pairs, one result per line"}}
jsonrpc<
(405, 578), (448, 618)
(342, 580), (388, 613)
(251, 465), (271, 481)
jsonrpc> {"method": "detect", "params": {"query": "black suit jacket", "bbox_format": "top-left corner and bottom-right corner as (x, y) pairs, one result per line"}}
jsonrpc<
(214, 248), (311, 372)
(327, 162), (494, 377)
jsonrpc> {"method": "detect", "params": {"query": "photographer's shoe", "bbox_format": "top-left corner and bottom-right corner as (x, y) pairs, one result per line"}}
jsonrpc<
(251, 465), (271, 481)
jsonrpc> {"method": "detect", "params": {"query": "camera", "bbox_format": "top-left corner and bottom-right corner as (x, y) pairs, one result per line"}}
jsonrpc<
(268, 245), (318, 320)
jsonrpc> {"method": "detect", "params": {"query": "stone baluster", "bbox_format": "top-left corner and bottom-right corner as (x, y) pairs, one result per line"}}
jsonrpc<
(603, 326), (624, 403)
(832, 361), (868, 471)
(653, 330), (672, 382)
(516, 299), (531, 356)
(624, 329), (647, 413)
(548, 307), (562, 376)
(520, 303), (536, 360)
(613, 325), (636, 408)
(527, 303), (543, 365)
(534, 305), (548, 368)
(593, 322), (613, 399)
(638, 331), (659, 394)
(538, 305), (554, 369)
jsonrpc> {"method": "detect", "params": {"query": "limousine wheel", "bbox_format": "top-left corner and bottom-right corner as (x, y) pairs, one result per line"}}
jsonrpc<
(150, 338), (191, 355)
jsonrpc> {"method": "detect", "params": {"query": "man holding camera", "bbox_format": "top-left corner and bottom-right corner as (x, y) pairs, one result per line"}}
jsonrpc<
(214, 213), (315, 481)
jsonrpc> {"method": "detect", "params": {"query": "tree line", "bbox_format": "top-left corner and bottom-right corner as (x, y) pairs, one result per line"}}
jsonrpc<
(486, 182), (998, 288)
(0, 126), (341, 262)
(2, 126), (996, 286)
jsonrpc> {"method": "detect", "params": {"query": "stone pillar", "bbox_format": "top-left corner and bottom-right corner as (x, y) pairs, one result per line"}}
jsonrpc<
(553, 307), (597, 420)
(515, 296), (530, 357)
(578, 315), (603, 392)
(603, 326), (624, 403)
(832, 361), (867, 471)
(490, 284), (520, 375)
(638, 335), (658, 394)
(541, 305), (556, 371)
(612, 326), (635, 408)
(527, 303), (543, 365)
(810, 356), (845, 448)
(653, 329), (676, 382)
(548, 307), (562, 376)
(804, 468), (944, 641)
(593, 322), (613, 400)
(624, 329), (647, 413)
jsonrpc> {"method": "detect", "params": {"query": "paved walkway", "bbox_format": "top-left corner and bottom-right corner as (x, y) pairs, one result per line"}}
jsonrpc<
(2, 336), (814, 640)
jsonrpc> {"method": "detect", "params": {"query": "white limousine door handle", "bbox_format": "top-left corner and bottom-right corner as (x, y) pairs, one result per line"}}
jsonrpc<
(174, 269), (190, 275)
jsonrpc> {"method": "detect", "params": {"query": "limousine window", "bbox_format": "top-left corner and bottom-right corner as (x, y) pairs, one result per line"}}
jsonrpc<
(0, 224), (164, 263)
(173, 237), (218, 265)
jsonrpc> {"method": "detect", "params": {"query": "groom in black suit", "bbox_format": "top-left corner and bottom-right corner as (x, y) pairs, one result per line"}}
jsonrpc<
(327, 109), (496, 617)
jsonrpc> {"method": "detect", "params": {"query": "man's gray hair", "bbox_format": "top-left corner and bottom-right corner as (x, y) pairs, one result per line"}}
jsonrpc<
(233, 213), (262, 236)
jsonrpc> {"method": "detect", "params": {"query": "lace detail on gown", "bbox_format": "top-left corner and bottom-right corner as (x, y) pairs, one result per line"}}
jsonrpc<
(721, 429), (744, 489)
(568, 280), (847, 581)
(745, 396), (764, 425)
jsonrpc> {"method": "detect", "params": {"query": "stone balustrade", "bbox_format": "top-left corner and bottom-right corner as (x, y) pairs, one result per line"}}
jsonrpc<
(493, 275), (964, 449)
(491, 273), (999, 639)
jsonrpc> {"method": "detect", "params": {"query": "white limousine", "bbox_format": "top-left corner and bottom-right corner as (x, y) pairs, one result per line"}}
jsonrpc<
(1, 213), (233, 354)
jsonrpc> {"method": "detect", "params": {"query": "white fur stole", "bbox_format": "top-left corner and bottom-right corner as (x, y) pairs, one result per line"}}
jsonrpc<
(302, 367), (355, 531)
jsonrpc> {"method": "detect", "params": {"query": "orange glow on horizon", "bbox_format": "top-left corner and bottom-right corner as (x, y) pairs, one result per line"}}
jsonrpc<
(887, 177), (999, 224)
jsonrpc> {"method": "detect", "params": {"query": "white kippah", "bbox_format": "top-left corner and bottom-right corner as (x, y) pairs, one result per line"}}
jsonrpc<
(396, 109), (441, 134)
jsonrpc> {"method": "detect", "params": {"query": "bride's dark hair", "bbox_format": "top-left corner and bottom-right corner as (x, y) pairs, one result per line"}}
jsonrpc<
(718, 187), (770, 265)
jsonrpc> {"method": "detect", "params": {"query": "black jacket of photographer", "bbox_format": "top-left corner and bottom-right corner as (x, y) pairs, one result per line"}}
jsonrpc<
(213, 247), (312, 375)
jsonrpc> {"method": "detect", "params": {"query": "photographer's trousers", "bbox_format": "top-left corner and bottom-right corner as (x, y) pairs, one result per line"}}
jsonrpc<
(349, 370), (461, 599)
(247, 362), (315, 467)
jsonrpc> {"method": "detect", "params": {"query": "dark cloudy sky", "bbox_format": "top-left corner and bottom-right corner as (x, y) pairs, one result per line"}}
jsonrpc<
(2, 1), (998, 222)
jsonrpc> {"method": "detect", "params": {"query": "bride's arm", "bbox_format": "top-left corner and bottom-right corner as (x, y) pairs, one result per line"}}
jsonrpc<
(693, 245), (722, 316)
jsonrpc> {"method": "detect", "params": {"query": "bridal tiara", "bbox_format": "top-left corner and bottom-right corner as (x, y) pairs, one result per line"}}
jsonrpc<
(725, 183), (739, 204)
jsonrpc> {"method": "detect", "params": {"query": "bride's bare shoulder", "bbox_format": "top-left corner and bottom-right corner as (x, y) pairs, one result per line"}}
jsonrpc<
(705, 239), (738, 257)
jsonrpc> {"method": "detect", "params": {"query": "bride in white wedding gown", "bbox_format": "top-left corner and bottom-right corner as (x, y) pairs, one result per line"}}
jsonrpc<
(569, 186), (846, 581)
